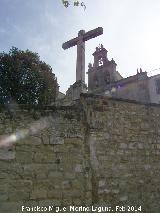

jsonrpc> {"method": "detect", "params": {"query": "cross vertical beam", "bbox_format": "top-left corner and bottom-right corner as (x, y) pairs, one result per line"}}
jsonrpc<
(76, 30), (85, 82)
(62, 27), (103, 83)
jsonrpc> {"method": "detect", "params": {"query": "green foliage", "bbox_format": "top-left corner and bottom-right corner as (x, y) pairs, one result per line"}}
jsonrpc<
(0, 47), (58, 106)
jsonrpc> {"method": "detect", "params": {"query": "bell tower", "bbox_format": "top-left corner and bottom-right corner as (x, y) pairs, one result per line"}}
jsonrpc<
(87, 44), (122, 93)
(93, 44), (108, 67)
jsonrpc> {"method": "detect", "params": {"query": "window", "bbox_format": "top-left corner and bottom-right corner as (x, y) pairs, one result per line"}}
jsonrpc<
(155, 79), (160, 94)
(98, 58), (103, 66)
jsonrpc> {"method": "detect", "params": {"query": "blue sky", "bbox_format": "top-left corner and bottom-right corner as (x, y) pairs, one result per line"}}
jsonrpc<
(1, 0), (160, 93)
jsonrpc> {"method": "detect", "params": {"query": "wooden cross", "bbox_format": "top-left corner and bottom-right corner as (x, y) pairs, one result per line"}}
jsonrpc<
(62, 27), (103, 83)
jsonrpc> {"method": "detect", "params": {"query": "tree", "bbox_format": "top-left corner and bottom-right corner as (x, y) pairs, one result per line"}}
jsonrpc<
(0, 47), (58, 106)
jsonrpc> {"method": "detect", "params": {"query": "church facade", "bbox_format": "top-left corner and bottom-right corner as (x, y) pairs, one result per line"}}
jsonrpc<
(87, 44), (160, 104)
(87, 44), (122, 93)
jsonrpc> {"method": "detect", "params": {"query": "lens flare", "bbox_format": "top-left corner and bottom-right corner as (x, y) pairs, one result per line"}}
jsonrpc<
(0, 134), (16, 147)
(0, 116), (50, 147)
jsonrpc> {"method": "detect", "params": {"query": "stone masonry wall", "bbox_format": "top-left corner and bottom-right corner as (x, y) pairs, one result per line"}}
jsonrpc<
(81, 94), (160, 213)
(0, 95), (160, 212)
(0, 105), (91, 212)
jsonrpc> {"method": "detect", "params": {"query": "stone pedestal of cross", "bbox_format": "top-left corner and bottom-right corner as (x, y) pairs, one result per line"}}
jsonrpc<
(62, 27), (103, 83)
(62, 27), (103, 100)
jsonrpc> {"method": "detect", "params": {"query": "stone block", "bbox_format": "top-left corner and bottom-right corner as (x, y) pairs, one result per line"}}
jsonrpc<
(50, 136), (64, 145)
(119, 143), (128, 149)
(39, 199), (61, 207)
(72, 180), (83, 189)
(0, 147), (15, 160)
(0, 201), (23, 213)
(30, 189), (47, 199)
(48, 171), (63, 179)
(99, 179), (105, 187)
(61, 198), (72, 206)
(75, 164), (83, 173)
(34, 152), (56, 163)
(63, 189), (84, 199)
(47, 190), (63, 199)
(22, 200), (39, 207)
(41, 133), (50, 144)
(16, 151), (33, 163)
(64, 172), (76, 180)
(8, 190), (30, 201)
(0, 192), (8, 201)
(119, 195), (128, 201)
(62, 180), (72, 189)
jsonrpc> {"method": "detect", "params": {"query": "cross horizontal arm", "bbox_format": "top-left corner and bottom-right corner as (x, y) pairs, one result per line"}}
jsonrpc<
(83, 27), (103, 42)
(62, 37), (79, 50)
